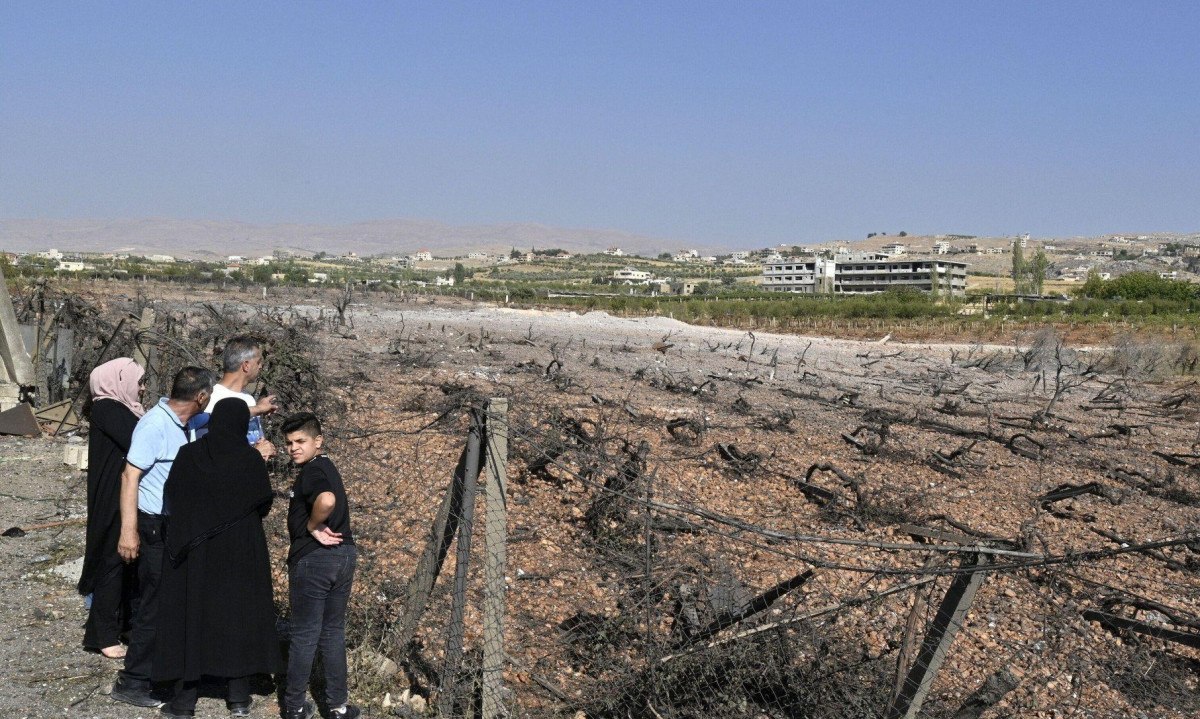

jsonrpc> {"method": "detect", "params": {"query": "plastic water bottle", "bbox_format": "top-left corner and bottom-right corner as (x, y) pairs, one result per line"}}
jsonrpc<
(246, 416), (264, 445)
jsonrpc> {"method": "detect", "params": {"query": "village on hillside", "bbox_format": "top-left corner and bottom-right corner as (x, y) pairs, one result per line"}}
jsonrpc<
(5, 232), (1200, 302)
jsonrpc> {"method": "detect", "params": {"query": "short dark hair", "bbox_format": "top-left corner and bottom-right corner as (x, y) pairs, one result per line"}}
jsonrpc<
(222, 335), (263, 373)
(170, 366), (215, 401)
(281, 411), (322, 437)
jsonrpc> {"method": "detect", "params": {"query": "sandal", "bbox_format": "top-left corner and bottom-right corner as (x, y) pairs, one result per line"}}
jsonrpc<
(100, 644), (127, 659)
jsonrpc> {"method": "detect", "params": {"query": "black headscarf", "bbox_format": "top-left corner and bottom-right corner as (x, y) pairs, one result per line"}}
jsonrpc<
(164, 398), (273, 566)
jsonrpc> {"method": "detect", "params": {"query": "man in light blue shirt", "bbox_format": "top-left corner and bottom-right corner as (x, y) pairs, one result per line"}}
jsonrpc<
(111, 367), (214, 709)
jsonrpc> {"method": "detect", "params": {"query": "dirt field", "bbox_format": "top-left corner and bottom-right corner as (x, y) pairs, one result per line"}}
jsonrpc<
(2, 284), (1198, 718)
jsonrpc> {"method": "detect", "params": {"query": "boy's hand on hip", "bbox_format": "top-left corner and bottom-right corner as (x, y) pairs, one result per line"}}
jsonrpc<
(310, 525), (343, 546)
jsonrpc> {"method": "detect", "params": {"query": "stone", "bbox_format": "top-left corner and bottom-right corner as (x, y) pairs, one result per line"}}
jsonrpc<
(356, 648), (398, 677)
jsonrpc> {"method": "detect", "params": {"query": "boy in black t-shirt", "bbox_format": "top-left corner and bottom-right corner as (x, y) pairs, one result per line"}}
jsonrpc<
(281, 413), (359, 719)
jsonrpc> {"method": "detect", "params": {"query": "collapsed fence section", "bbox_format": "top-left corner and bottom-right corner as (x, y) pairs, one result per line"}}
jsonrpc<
(387, 391), (1200, 719)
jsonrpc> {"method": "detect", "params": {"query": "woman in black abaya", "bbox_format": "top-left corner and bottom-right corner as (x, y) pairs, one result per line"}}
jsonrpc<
(79, 358), (145, 658)
(153, 398), (281, 717)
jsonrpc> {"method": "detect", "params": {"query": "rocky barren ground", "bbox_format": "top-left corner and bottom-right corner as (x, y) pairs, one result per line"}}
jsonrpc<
(2, 284), (1198, 718)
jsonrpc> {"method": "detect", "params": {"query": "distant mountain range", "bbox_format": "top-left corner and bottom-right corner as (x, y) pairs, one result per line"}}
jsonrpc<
(0, 217), (713, 258)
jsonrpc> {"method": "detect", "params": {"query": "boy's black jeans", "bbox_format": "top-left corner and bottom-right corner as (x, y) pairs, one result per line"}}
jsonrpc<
(284, 544), (357, 711)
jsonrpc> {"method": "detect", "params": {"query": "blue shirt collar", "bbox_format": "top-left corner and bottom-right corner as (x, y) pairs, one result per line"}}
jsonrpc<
(154, 397), (186, 429)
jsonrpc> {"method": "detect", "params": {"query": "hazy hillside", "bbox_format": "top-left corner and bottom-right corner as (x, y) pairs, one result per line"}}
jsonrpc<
(0, 217), (705, 258)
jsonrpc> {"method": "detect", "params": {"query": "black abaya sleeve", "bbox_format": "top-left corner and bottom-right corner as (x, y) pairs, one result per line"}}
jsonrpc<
(93, 400), (137, 454)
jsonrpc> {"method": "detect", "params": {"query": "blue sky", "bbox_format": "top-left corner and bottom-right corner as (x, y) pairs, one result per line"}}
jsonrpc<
(2, 1), (1198, 245)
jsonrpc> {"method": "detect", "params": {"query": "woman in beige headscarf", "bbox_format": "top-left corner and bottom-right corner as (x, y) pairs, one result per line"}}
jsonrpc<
(79, 358), (145, 658)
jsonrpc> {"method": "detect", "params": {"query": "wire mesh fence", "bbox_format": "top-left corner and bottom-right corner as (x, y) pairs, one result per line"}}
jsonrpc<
(382, 391), (1199, 719)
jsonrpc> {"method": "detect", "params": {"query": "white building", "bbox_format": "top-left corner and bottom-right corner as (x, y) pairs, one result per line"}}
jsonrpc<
(761, 258), (836, 294)
(56, 261), (87, 272)
(228, 255), (245, 262)
(880, 243), (907, 256)
(147, 254), (176, 263)
(613, 267), (653, 284)
(763, 254), (968, 297)
(730, 251), (750, 260)
(933, 241), (951, 255)
(38, 249), (64, 260)
(434, 275), (455, 286)
(604, 247), (625, 257)
(411, 251), (433, 262)
(467, 252), (489, 260)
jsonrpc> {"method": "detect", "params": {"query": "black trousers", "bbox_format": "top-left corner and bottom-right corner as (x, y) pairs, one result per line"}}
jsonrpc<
(117, 512), (164, 687)
(167, 676), (250, 713)
(82, 551), (134, 649)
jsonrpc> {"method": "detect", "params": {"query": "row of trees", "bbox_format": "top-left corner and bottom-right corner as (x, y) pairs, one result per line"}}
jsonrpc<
(1077, 270), (1199, 302)
(1010, 240), (1051, 294)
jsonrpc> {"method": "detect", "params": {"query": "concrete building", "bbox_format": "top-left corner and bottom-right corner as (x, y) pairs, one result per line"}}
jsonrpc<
(835, 257), (967, 296)
(613, 267), (653, 284)
(761, 257), (836, 294)
(56, 261), (87, 272)
(762, 255), (968, 297)
(411, 250), (433, 262)
(604, 247), (625, 256)
(880, 243), (907, 256)
(933, 241), (951, 255)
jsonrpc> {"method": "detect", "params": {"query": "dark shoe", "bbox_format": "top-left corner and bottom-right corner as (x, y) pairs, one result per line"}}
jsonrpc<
(160, 708), (195, 719)
(111, 678), (165, 708)
(330, 706), (361, 719)
(283, 701), (316, 719)
(227, 699), (253, 717)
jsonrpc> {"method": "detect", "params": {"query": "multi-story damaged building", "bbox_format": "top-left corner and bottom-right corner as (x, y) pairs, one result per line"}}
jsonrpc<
(762, 252), (968, 297)
(760, 257), (837, 294)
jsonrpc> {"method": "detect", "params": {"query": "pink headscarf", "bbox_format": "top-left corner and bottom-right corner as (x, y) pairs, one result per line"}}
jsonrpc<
(89, 358), (146, 418)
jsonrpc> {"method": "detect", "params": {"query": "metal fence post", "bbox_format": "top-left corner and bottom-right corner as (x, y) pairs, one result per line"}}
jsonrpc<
(482, 398), (509, 719)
